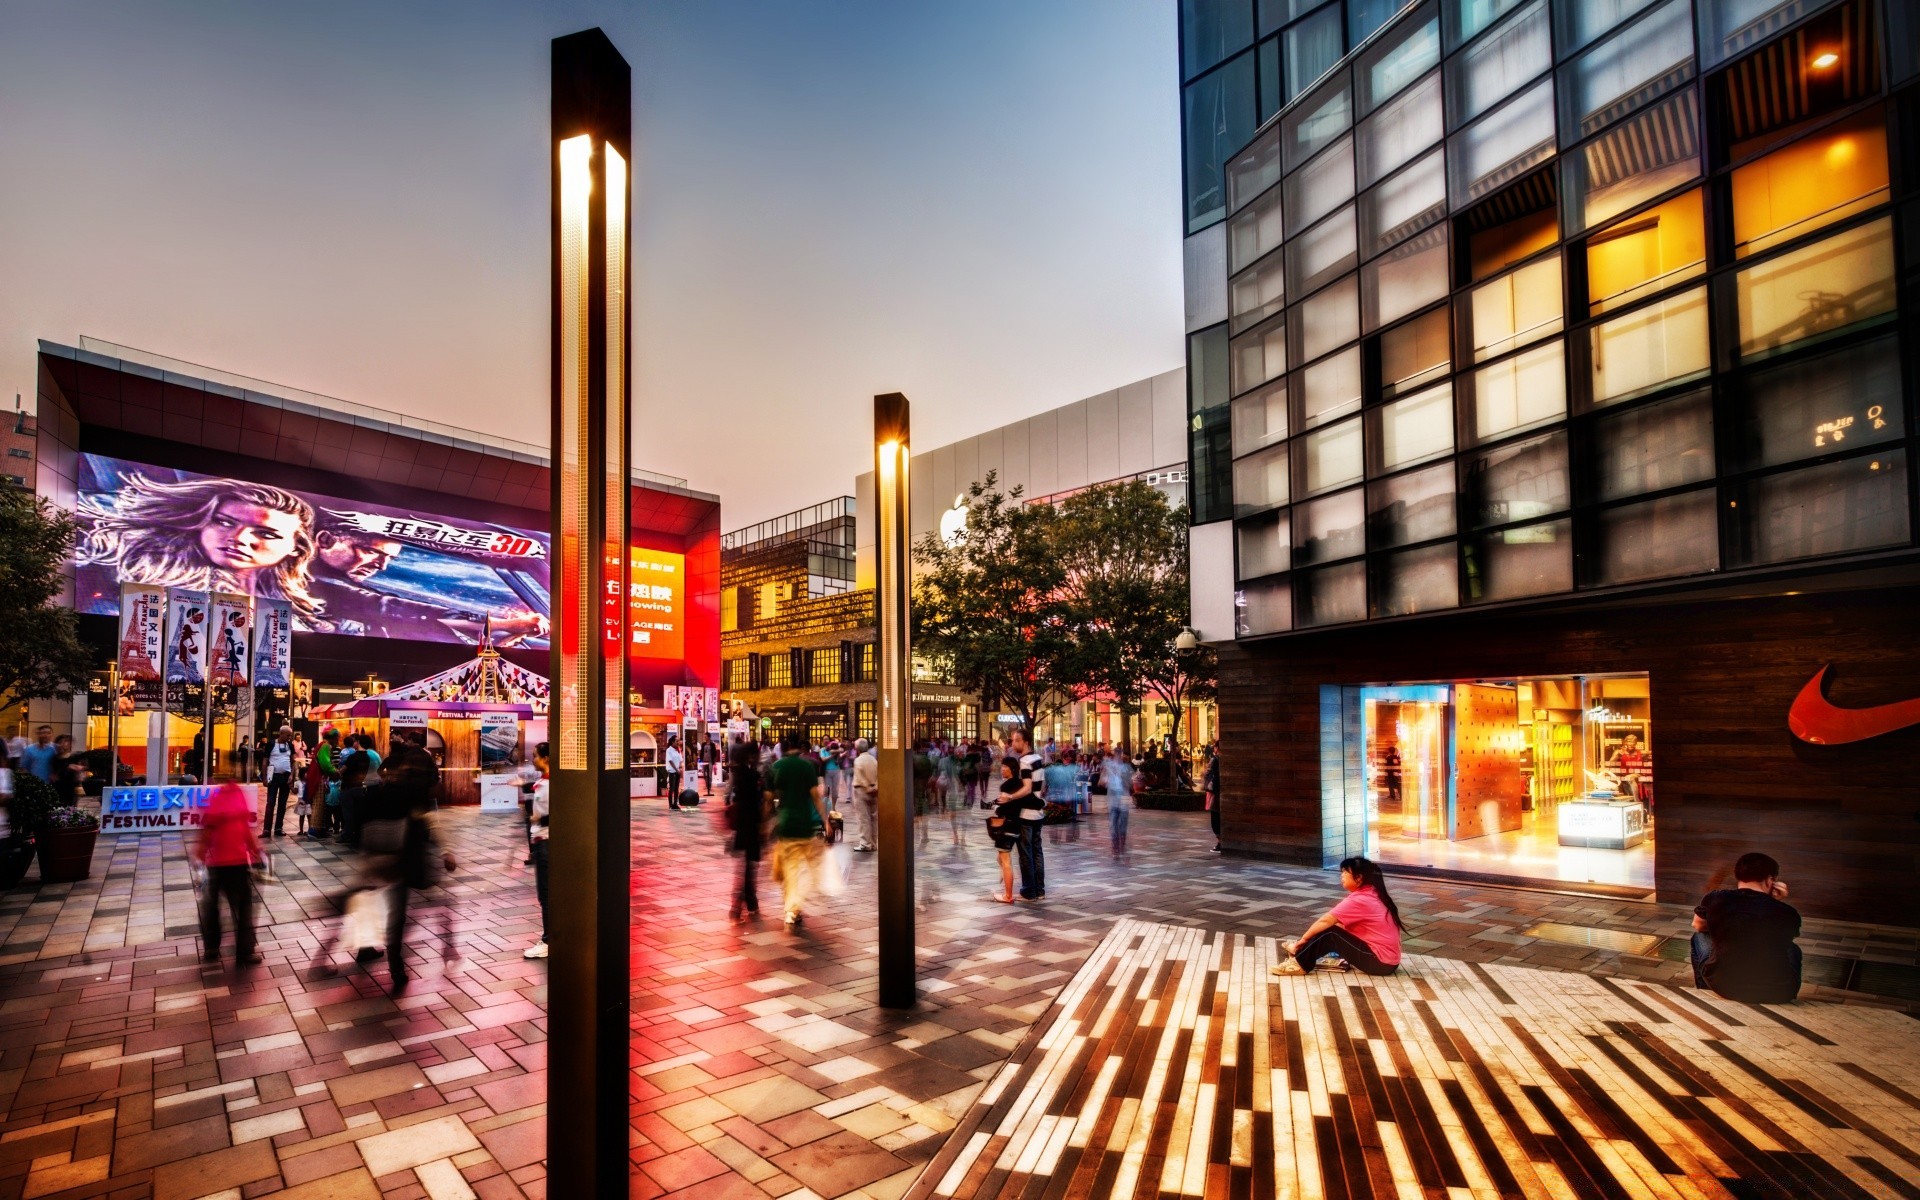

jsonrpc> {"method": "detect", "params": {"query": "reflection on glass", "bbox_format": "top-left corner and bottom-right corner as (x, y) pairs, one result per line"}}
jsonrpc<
(1232, 442), (1290, 516)
(1231, 377), (1289, 456)
(1735, 217), (1895, 359)
(1295, 274), (1360, 363)
(1555, 0), (1660, 55)
(1230, 251), (1287, 333)
(1288, 206), (1357, 298)
(1299, 418), (1365, 496)
(1586, 189), (1704, 312)
(1182, 0), (1256, 79)
(1731, 109), (1890, 257)
(1468, 253), (1561, 361)
(1358, 73), (1444, 189)
(1190, 326), (1231, 410)
(1734, 338), (1904, 470)
(1449, 1), (1550, 127)
(1299, 347), (1363, 430)
(1360, 6), (1440, 114)
(1287, 135), (1356, 231)
(1373, 542), (1459, 615)
(1237, 509), (1291, 579)
(1285, 78), (1353, 172)
(1236, 577), (1293, 636)
(1297, 561), (1369, 627)
(1294, 488), (1367, 565)
(1371, 383), (1454, 474)
(1229, 185), (1285, 272)
(1450, 78), (1556, 204)
(1589, 288), (1708, 405)
(1566, 88), (1698, 231)
(1465, 518), (1572, 602)
(1472, 343), (1565, 443)
(1465, 430), (1569, 528)
(1592, 388), (1714, 500)
(1360, 150), (1447, 256)
(1185, 53), (1258, 232)
(1369, 460), (1457, 548)
(1448, 0), (1528, 51)
(1363, 226), (1449, 332)
(1228, 129), (1281, 213)
(1230, 312), (1287, 395)
(1380, 307), (1450, 397)
(1741, 451), (1910, 565)
(1597, 490), (1719, 584)
(1285, 4), (1344, 102)
(1560, 0), (1693, 140)
(1700, 0), (1831, 67)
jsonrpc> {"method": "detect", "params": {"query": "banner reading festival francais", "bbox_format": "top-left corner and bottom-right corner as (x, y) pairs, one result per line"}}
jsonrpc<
(116, 584), (164, 711)
(252, 599), (293, 688)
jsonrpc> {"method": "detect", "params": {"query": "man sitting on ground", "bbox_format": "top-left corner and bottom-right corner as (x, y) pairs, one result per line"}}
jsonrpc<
(1691, 851), (1801, 1004)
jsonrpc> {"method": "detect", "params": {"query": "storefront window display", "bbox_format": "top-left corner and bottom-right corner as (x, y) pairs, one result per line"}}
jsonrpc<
(1338, 673), (1653, 891)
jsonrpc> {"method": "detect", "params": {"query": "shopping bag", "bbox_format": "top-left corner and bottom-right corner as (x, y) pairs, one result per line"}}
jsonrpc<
(344, 888), (389, 958)
(816, 840), (847, 898)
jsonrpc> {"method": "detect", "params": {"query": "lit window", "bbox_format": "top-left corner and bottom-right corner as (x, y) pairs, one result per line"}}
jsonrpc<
(1735, 216), (1895, 360)
(1294, 488), (1367, 566)
(1471, 341), (1565, 443)
(1296, 417), (1364, 497)
(1287, 136), (1355, 232)
(1588, 287), (1708, 406)
(1467, 253), (1562, 362)
(1288, 206), (1357, 298)
(1298, 346), (1362, 430)
(1229, 250), (1287, 333)
(1360, 149), (1445, 256)
(1565, 87), (1698, 232)
(1585, 189), (1705, 312)
(1231, 377), (1288, 455)
(1237, 510), (1291, 579)
(1232, 443), (1290, 516)
(1731, 109), (1889, 257)
(1294, 274), (1359, 363)
(1363, 226), (1449, 332)
(1230, 312), (1288, 395)
(1370, 383), (1454, 474)
(1379, 307), (1450, 398)
(1228, 184), (1285, 272)
(1469, 208), (1557, 282)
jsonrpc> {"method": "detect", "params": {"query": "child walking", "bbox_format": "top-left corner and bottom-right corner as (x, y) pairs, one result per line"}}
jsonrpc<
(987, 757), (1021, 904)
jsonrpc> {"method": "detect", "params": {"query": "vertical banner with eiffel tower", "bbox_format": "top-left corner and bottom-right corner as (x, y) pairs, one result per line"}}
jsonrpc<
(117, 584), (165, 710)
(209, 594), (251, 719)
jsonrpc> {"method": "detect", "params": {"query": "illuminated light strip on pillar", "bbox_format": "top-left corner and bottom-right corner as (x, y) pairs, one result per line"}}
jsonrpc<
(557, 133), (592, 771)
(603, 144), (628, 769)
(874, 393), (915, 1009)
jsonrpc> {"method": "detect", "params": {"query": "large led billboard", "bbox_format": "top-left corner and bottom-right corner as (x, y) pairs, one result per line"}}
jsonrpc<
(74, 454), (683, 659)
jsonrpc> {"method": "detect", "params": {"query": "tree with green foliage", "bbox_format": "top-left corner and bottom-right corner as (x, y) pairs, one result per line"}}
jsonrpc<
(910, 472), (1080, 735)
(0, 488), (93, 709)
(1054, 480), (1214, 774)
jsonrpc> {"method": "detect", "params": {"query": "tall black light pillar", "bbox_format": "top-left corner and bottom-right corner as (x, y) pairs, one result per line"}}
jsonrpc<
(548, 28), (631, 1194)
(874, 394), (916, 1008)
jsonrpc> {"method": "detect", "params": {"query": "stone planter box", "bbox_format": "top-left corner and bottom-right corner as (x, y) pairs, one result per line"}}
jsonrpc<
(36, 827), (99, 884)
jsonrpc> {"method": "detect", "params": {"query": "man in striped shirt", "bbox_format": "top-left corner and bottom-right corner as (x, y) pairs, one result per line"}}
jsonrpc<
(1008, 728), (1046, 901)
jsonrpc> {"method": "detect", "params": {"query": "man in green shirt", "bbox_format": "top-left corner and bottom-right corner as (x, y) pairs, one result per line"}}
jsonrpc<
(766, 737), (828, 930)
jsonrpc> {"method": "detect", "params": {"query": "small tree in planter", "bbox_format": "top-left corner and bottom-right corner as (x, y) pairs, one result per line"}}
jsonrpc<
(12, 773), (99, 885)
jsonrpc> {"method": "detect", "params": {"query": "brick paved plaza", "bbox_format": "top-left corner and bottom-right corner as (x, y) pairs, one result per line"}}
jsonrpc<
(0, 801), (1914, 1199)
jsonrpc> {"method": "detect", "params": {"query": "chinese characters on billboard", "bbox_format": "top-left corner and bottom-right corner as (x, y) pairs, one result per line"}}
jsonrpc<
(74, 455), (684, 662)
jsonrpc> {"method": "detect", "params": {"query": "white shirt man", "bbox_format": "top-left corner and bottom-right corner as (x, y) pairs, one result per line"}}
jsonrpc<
(850, 739), (880, 851)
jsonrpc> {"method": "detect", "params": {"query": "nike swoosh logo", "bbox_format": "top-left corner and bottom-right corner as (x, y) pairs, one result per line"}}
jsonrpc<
(1788, 665), (1920, 745)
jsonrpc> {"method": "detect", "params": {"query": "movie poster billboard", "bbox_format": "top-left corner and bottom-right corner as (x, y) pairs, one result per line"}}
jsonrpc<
(252, 599), (292, 688)
(75, 454), (688, 664)
(116, 584), (164, 710)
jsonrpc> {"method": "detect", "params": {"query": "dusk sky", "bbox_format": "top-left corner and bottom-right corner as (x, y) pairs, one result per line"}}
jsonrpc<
(0, 1), (1184, 528)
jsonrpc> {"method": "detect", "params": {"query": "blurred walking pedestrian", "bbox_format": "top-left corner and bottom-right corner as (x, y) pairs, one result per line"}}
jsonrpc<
(1203, 746), (1222, 854)
(190, 777), (264, 966)
(523, 751), (552, 958)
(726, 741), (765, 921)
(766, 736), (828, 930)
(1101, 749), (1136, 857)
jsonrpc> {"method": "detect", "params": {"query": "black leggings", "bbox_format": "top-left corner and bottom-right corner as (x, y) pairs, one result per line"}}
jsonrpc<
(1292, 926), (1398, 975)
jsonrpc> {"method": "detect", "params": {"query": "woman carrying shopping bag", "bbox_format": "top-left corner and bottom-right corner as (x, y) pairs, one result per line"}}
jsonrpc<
(190, 777), (265, 965)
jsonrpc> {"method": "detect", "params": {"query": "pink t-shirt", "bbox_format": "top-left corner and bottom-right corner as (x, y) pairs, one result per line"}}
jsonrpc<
(1331, 887), (1402, 965)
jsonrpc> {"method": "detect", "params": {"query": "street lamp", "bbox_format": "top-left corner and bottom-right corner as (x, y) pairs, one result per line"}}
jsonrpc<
(874, 393), (915, 1009)
(547, 27), (631, 1195)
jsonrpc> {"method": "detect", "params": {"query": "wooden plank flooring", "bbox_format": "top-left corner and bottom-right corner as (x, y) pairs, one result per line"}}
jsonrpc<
(910, 918), (1920, 1200)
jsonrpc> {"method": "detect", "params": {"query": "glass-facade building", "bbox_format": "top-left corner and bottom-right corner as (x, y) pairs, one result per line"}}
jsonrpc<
(1183, 0), (1919, 632)
(1179, 0), (1920, 930)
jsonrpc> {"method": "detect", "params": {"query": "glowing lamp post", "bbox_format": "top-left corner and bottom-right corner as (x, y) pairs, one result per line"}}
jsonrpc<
(548, 28), (631, 1194)
(874, 393), (915, 1008)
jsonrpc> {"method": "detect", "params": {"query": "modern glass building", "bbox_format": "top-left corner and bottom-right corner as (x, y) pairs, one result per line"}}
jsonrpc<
(1179, 0), (1920, 930)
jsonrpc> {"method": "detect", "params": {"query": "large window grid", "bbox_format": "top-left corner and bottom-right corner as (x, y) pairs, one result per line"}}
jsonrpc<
(1219, 0), (1916, 637)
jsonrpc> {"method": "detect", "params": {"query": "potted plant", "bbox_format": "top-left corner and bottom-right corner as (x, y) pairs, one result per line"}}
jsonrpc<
(13, 774), (100, 885)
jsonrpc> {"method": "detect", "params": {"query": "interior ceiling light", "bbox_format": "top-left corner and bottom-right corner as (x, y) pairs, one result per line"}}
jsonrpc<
(1811, 51), (1840, 69)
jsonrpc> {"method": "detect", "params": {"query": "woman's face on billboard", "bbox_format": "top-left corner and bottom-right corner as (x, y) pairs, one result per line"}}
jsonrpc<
(201, 500), (303, 570)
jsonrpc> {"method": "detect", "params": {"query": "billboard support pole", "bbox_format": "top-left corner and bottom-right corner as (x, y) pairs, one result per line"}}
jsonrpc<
(874, 393), (916, 1009)
(547, 28), (632, 1196)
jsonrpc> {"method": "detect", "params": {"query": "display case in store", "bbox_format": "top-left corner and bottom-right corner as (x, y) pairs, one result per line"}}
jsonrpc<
(1557, 794), (1648, 850)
